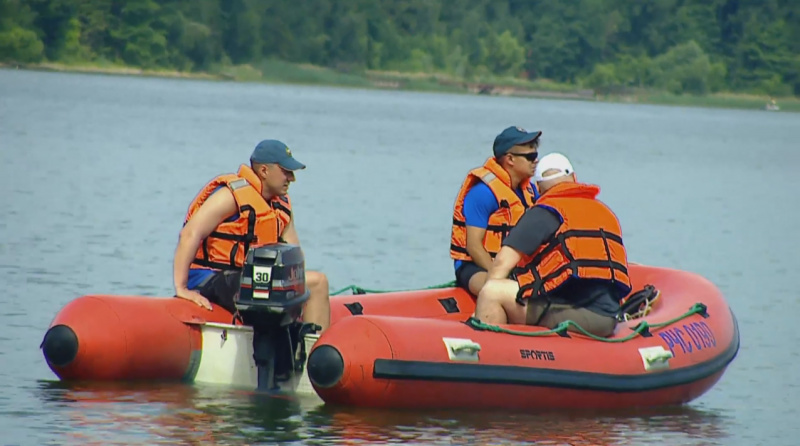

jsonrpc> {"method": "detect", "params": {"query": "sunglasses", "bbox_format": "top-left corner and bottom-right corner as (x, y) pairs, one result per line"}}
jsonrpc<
(508, 151), (539, 162)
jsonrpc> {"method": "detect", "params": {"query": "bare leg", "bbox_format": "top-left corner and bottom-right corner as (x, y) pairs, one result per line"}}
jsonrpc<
(303, 270), (330, 331)
(475, 279), (526, 324)
(467, 271), (488, 297)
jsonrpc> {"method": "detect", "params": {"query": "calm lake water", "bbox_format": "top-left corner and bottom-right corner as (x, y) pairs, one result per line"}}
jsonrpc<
(1, 68), (798, 445)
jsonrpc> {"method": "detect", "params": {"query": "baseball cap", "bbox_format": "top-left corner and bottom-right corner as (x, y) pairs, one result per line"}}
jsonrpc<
(534, 152), (574, 182)
(250, 139), (306, 171)
(493, 126), (543, 157)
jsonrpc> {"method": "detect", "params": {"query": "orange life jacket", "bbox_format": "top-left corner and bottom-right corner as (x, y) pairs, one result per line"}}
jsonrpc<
(185, 164), (292, 271)
(513, 182), (631, 304)
(450, 158), (537, 261)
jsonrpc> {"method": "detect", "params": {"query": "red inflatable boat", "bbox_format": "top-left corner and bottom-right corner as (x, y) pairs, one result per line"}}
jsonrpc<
(41, 263), (738, 411)
(305, 263), (739, 410)
(41, 295), (236, 382)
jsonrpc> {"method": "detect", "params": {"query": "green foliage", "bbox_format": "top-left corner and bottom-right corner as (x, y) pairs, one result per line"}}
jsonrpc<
(651, 40), (714, 95)
(583, 63), (617, 91)
(0, 26), (44, 62)
(1, 0), (797, 97)
(483, 30), (525, 76)
(0, 0), (44, 62)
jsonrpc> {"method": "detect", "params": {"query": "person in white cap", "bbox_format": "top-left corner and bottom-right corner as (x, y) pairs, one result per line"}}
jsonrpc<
(474, 153), (632, 337)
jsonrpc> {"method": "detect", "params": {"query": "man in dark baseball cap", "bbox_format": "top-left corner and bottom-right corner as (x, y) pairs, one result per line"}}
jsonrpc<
(492, 126), (543, 158)
(250, 139), (306, 171)
(173, 138), (331, 334)
(449, 125), (543, 298)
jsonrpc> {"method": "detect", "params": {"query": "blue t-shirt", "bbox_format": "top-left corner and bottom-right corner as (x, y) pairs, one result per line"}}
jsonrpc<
(187, 186), (239, 289)
(454, 180), (539, 271)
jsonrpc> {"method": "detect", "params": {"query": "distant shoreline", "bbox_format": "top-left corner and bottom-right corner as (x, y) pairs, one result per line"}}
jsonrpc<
(3, 61), (796, 113)
(0, 61), (221, 80)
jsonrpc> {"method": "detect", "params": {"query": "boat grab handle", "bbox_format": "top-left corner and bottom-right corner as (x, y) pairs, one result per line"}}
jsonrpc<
(450, 342), (481, 354)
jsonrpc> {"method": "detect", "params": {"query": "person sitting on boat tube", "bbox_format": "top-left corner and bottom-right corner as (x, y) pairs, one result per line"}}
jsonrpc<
(474, 153), (631, 337)
(172, 139), (331, 331)
(450, 126), (542, 297)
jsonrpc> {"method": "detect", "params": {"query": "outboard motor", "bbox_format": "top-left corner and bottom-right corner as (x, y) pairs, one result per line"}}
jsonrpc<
(236, 242), (320, 392)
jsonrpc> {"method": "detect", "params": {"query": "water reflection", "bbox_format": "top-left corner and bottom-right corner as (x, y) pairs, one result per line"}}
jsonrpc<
(36, 381), (323, 445)
(36, 380), (733, 445)
(314, 405), (733, 446)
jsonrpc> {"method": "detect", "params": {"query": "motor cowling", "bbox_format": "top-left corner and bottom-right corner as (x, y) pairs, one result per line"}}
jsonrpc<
(236, 242), (310, 325)
(235, 243), (318, 392)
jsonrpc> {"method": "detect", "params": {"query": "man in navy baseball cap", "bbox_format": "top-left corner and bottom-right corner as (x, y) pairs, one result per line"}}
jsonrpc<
(250, 139), (306, 171)
(449, 125), (543, 299)
(173, 138), (331, 335)
(493, 126), (543, 157)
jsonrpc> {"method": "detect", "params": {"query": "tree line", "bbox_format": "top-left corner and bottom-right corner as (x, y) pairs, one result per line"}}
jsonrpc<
(2, 0), (798, 96)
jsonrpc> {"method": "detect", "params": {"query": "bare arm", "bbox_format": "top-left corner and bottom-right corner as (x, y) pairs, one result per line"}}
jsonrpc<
(486, 246), (522, 280)
(281, 217), (299, 245)
(173, 187), (238, 295)
(488, 207), (561, 281)
(466, 226), (493, 270)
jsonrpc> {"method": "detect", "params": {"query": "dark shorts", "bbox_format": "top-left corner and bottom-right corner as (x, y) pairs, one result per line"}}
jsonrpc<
(196, 270), (242, 314)
(525, 280), (621, 337)
(455, 262), (487, 290)
(526, 300), (617, 337)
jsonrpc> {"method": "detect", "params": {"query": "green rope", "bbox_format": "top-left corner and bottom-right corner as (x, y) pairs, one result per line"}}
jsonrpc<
(328, 280), (708, 343)
(330, 280), (457, 296)
(468, 303), (709, 342)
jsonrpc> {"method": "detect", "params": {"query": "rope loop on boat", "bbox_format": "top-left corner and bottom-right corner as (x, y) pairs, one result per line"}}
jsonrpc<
(467, 303), (710, 342)
(328, 280), (709, 342)
(330, 280), (457, 296)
